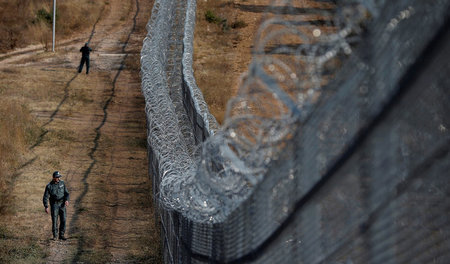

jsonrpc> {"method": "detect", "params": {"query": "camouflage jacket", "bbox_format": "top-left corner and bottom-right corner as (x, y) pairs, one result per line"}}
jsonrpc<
(43, 180), (70, 208)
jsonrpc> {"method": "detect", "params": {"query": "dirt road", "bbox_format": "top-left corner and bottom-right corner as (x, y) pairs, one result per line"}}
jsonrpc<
(0, 0), (160, 262)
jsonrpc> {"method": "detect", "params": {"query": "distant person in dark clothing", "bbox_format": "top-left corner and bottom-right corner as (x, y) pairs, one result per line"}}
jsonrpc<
(78, 42), (92, 74)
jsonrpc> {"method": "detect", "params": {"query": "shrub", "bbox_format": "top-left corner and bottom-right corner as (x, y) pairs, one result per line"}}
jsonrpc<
(231, 20), (247, 29)
(205, 10), (247, 31)
(205, 10), (231, 31)
(36, 8), (53, 25)
(205, 10), (222, 24)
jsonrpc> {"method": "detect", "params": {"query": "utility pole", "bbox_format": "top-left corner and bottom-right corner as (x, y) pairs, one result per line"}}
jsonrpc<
(52, 0), (56, 52)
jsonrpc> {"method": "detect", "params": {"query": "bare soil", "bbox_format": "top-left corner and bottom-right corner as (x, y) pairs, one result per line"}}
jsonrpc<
(0, 0), (160, 263)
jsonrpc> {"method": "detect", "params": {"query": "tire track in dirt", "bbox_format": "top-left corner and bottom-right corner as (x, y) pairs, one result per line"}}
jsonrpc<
(38, 7), (111, 264)
(92, 0), (141, 254)
(69, 0), (144, 262)
(30, 75), (76, 149)
(29, 6), (105, 152)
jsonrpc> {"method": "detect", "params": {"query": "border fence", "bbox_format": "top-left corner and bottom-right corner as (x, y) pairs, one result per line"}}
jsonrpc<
(141, 0), (450, 263)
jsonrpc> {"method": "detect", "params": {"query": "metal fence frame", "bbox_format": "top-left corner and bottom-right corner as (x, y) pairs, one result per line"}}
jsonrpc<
(141, 0), (450, 263)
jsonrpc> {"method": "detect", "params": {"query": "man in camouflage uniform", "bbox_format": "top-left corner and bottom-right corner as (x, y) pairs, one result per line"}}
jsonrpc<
(43, 171), (70, 241)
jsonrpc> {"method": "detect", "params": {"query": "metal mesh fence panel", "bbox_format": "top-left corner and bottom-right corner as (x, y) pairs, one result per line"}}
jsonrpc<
(141, 0), (450, 263)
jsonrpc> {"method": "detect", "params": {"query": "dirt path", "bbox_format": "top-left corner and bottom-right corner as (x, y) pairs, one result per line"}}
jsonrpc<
(0, 0), (160, 263)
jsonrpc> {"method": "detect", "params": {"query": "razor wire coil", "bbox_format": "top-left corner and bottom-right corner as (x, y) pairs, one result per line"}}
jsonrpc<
(141, 0), (450, 263)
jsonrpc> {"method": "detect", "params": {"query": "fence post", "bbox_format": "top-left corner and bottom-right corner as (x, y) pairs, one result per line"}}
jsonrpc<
(52, 0), (56, 52)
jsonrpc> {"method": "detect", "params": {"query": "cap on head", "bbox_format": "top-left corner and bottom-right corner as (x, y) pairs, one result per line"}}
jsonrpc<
(53, 171), (62, 178)
(85, 42), (89, 45)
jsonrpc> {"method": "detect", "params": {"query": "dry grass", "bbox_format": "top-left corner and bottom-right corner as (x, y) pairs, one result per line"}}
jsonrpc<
(0, 63), (143, 263)
(193, 0), (263, 123)
(0, 225), (47, 264)
(0, 66), (79, 263)
(0, 0), (105, 52)
(0, 69), (41, 213)
(0, 73), (44, 263)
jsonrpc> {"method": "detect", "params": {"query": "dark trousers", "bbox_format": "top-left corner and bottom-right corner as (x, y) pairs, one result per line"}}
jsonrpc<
(78, 56), (90, 74)
(50, 202), (67, 237)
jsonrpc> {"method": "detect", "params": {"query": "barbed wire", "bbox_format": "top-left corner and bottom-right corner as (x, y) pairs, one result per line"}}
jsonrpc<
(142, 0), (450, 263)
(150, 0), (373, 222)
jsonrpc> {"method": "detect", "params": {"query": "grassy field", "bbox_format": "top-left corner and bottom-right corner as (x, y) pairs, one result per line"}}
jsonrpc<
(0, 100), (43, 263)
(193, 0), (263, 123)
(0, 66), (73, 263)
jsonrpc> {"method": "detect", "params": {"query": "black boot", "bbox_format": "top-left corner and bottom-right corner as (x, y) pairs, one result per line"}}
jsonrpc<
(59, 234), (67, 241)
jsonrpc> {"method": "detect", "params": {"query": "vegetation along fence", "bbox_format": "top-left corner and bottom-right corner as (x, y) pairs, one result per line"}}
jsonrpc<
(141, 0), (450, 263)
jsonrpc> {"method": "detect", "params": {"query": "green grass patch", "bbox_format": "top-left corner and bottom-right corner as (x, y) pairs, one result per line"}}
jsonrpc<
(35, 8), (54, 25)
(205, 10), (230, 31)
(205, 10), (223, 24)
(205, 10), (247, 32)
